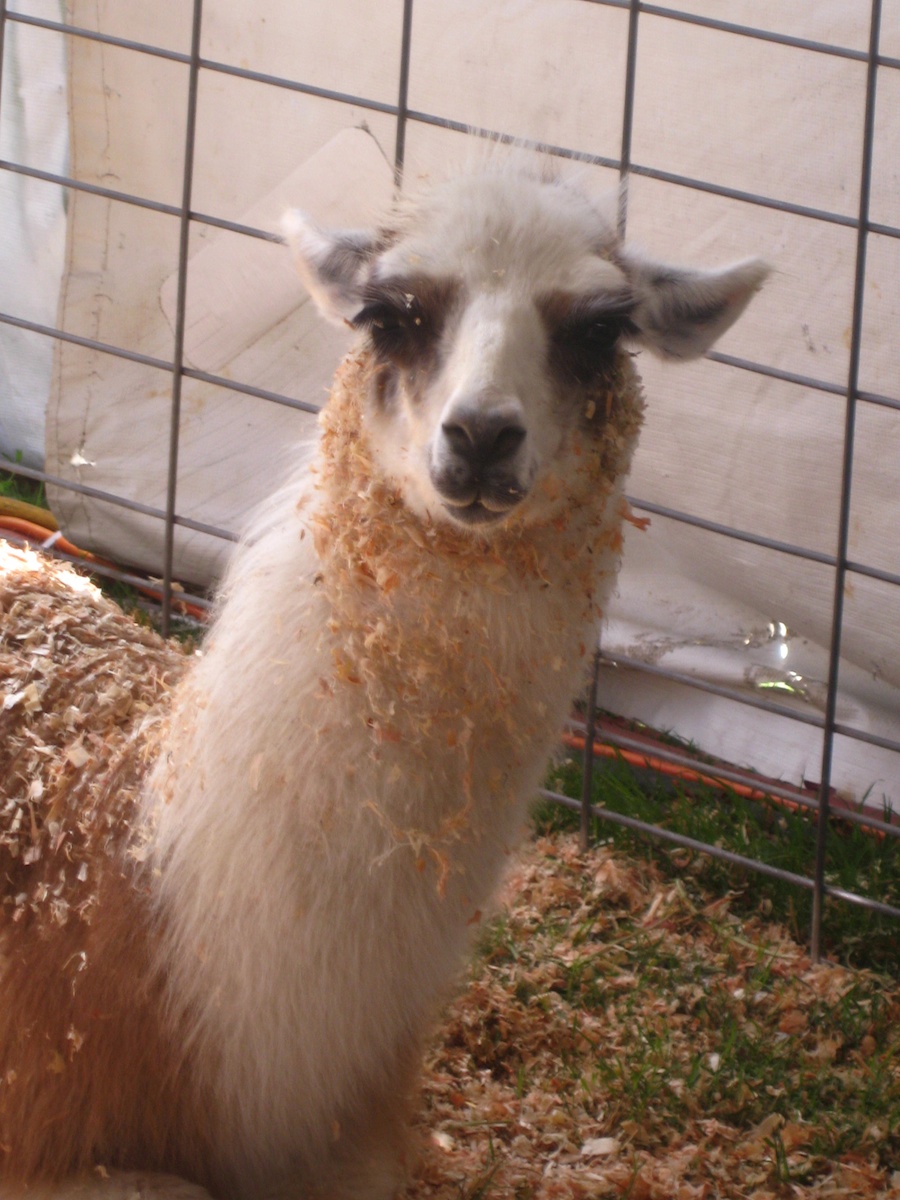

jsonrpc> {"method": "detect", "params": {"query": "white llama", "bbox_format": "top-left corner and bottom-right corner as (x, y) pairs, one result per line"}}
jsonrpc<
(0, 159), (767, 1200)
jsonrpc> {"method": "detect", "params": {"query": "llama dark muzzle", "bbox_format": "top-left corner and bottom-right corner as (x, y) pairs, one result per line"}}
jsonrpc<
(433, 401), (529, 521)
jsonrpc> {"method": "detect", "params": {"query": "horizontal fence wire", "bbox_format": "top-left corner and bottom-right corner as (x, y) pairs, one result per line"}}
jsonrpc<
(0, 455), (238, 542)
(3, 5), (900, 235)
(1, 0), (897, 947)
(12, 1), (900, 71)
(539, 788), (900, 921)
(597, 651), (900, 762)
(0, 529), (213, 615)
(565, 717), (900, 839)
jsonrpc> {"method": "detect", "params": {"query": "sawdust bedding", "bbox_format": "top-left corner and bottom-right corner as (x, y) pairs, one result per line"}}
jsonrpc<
(0, 543), (189, 925)
(1, 543), (897, 1198)
(408, 837), (900, 1199)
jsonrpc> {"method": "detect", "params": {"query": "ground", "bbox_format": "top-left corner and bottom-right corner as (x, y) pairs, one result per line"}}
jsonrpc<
(408, 834), (900, 1200)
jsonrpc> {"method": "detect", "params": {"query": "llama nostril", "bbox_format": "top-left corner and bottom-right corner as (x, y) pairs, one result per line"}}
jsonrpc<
(490, 423), (527, 462)
(441, 422), (476, 458)
(441, 412), (526, 469)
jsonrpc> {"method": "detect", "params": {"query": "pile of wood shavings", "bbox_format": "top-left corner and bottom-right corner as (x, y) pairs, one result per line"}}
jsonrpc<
(408, 835), (900, 1199)
(0, 543), (188, 929)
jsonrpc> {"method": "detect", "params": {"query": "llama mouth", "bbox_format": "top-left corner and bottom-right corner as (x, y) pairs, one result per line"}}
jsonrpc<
(447, 501), (505, 526)
(443, 493), (523, 526)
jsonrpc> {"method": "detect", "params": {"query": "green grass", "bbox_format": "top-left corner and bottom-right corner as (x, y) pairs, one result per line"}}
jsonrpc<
(541, 744), (900, 977)
(428, 832), (900, 1194)
(105, 580), (205, 646)
(0, 457), (47, 507)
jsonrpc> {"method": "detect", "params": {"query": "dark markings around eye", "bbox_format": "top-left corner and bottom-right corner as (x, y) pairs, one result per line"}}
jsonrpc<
(540, 290), (636, 388)
(352, 275), (460, 369)
(370, 361), (400, 413)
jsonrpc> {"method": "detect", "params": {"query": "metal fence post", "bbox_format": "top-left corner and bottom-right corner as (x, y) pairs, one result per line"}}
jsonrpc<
(810, 0), (883, 962)
(393, 0), (414, 189)
(161, 0), (205, 637)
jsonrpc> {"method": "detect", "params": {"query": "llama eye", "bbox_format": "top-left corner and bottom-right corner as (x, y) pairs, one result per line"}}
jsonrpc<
(551, 316), (626, 385)
(561, 319), (621, 354)
(353, 299), (433, 364)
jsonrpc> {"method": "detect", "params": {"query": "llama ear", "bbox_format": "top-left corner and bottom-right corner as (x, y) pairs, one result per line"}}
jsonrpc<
(281, 210), (379, 326)
(620, 251), (770, 360)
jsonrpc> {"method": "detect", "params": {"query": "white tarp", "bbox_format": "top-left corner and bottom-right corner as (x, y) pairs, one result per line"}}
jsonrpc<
(3, 0), (899, 806)
(0, 0), (67, 468)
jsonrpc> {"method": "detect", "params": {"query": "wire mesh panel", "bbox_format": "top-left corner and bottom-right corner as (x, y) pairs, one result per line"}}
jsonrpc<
(0, 0), (897, 952)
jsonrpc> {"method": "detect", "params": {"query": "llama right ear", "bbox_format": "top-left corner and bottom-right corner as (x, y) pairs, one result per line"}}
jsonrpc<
(281, 210), (379, 327)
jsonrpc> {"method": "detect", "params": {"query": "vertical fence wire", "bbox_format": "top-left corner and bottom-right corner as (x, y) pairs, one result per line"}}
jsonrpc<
(580, 0), (643, 849)
(616, 0), (640, 236)
(393, 0), (415, 188)
(160, 0), (205, 637)
(0, 1), (7, 138)
(810, 0), (884, 961)
(579, 649), (602, 852)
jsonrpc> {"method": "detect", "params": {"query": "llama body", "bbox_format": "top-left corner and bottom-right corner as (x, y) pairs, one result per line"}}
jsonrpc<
(0, 161), (766, 1200)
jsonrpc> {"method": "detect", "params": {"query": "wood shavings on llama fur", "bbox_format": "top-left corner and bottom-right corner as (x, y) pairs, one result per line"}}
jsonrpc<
(0, 158), (767, 1200)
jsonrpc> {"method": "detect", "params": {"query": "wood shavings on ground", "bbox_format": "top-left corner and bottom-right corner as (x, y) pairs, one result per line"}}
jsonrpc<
(0, 544), (189, 930)
(407, 835), (900, 1199)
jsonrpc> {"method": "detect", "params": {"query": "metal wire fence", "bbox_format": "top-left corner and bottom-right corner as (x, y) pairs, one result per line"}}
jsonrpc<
(0, 0), (897, 956)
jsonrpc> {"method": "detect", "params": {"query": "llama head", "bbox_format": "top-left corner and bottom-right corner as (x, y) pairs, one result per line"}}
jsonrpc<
(284, 163), (768, 530)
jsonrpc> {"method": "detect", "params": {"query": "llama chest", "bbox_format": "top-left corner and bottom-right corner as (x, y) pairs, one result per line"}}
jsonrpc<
(328, 575), (588, 745)
(295, 516), (611, 894)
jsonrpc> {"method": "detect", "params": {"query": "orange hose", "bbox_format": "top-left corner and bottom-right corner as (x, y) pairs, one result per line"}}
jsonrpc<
(563, 730), (896, 838)
(0, 515), (104, 562)
(562, 731), (803, 812)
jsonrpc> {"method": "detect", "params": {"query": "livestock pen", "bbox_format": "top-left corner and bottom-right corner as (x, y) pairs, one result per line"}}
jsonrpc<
(0, 0), (897, 974)
(2, 5), (900, 1198)
(0, 0), (898, 976)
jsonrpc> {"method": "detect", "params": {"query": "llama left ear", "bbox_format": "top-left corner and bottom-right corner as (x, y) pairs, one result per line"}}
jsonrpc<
(620, 251), (770, 360)
(282, 210), (379, 326)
